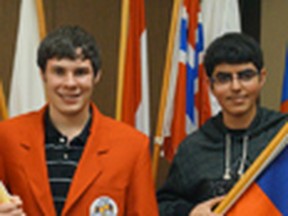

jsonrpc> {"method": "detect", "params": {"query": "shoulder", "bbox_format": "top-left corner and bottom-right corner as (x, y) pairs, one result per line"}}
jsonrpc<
(175, 128), (207, 163)
(102, 115), (148, 143)
(259, 107), (288, 120)
(0, 109), (43, 132)
(0, 109), (45, 153)
(179, 115), (221, 150)
(90, 105), (149, 151)
(173, 114), (224, 166)
(252, 107), (288, 133)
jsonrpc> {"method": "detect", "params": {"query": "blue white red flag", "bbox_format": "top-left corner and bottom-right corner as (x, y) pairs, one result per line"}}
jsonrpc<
(161, 0), (211, 161)
(227, 145), (288, 216)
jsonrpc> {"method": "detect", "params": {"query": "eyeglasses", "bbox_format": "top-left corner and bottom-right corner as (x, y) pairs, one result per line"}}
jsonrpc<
(211, 69), (259, 86)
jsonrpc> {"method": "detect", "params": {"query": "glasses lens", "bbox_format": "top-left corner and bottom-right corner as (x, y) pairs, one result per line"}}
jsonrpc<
(212, 70), (258, 85)
(237, 69), (258, 81)
(213, 72), (232, 84)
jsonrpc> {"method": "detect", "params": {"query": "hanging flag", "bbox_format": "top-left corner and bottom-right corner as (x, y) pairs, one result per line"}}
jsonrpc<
(9, 0), (46, 117)
(152, 0), (241, 179)
(116, 0), (150, 136)
(214, 123), (288, 215)
(201, 0), (241, 115)
(281, 47), (288, 113)
(202, 0), (241, 48)
(0, 81), (8, 120)
(153, 0), (209, 163)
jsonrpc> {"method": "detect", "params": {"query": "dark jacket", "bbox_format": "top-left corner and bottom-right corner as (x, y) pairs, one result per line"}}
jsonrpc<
(157, 107), (287, 216)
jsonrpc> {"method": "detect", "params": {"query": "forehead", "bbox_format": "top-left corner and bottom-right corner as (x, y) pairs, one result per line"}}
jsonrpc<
(46, 57), (93, 69)
(213, 62), (257, 75)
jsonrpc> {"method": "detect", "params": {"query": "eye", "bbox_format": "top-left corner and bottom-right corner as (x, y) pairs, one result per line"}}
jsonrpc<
(238, 70), (258, 81)
(214, 72), (232, 84)
(53, 67), (65, 76)
(75, 68), (88, 76)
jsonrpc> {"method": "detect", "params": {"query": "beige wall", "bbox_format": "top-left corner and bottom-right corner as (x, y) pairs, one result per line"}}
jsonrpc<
(261, 0), (288, 110)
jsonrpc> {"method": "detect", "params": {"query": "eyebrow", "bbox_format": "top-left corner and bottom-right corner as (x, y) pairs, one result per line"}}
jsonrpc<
(215, 69), (258, 76)
(215, 69), (257, 74)
(50, 65), (91, 70)
(51, 65), (65, 70)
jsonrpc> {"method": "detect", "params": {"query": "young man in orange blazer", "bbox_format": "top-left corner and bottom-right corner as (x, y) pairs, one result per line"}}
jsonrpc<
(0, 26), (158, 216)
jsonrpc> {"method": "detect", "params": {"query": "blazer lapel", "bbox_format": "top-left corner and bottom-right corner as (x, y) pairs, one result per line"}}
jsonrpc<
(62, 104), (110, 215)
(62, 135), (109, 215)
(21, 109), (56, 215)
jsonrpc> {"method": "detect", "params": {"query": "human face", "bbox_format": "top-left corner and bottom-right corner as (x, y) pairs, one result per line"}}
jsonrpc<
(41, 57), (100, 117)
(210, 63), (266, 119)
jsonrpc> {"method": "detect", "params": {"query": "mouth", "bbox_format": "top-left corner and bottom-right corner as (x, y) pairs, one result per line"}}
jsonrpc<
(59, 92), (81, 103)
(228, 95), (247, 103)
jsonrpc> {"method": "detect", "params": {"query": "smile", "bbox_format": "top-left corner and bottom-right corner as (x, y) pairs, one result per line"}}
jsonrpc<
(59, 93), (81, 102)
(228, 95), (247, 102)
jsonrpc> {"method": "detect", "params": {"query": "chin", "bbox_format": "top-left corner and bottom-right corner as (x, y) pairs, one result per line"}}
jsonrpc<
(229, 108), (252, 116)
(58, 106), (85, 116)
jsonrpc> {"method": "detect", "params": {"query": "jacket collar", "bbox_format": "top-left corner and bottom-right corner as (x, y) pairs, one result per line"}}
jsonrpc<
(20, 103), (110, 215)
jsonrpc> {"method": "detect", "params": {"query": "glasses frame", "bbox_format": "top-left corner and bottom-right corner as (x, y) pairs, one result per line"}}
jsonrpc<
(210, 69), (260, 86)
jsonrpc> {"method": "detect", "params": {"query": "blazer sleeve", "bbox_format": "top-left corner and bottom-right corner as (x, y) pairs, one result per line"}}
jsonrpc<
(125, 138), (159, 216)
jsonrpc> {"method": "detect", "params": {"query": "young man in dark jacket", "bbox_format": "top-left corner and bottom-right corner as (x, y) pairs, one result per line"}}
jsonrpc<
(157, 33), (288, 216)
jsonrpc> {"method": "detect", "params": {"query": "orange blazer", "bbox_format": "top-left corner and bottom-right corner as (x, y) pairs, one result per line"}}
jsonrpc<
(0, 103), (159, 216)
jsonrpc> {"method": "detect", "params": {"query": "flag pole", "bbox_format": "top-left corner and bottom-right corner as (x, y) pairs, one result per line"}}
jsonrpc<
(35, 0), (46, 39)
(152, 0), (182, 181)
(0, 81), (8, 120)
(214, 123), (288, 214)
(116, 0), (130, 120)
(35, 0), (47, 101)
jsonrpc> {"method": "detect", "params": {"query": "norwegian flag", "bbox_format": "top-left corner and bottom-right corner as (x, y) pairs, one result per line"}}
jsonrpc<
(160, 0), (211, 161)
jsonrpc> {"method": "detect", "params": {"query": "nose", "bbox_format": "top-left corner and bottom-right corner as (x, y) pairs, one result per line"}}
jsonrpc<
(230, 73), (241, 90)
(63, 73), (77, 87)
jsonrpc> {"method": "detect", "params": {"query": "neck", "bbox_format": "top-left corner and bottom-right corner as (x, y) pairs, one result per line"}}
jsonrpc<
(223, 106), (257, 130)
(49, 106), (90, 141)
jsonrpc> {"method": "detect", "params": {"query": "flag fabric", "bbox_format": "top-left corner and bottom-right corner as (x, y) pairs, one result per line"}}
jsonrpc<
(154, 0), (241, 162)
(201, 0), (241, 115)
(281, 47), (288, 113)
(117, 0), (150, 136)
(159, 0), (210, 161)
(9, 0), (45, 117)
(202, 0), (241, 49)
(214, 123), (288, 215)
(227, 147), (288, 215)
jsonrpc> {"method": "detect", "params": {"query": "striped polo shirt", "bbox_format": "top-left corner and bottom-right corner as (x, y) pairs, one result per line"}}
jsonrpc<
(44, 111), (92, 215)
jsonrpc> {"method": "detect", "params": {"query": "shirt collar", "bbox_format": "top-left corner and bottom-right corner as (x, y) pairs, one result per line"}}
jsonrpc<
(44, 108), (92, 146)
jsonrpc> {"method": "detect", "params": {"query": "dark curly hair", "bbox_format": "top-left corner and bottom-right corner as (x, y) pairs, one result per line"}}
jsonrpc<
(37, 25), (101, 76)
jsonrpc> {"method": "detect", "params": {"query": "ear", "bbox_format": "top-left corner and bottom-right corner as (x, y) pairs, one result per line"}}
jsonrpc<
(94, 70), (102, 84)
(259, 68), (267, 87)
